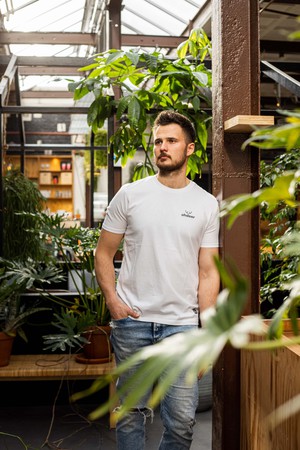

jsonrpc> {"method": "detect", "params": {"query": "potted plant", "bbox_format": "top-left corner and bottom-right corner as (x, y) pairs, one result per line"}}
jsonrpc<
(0, 170), (65, 365)
(43, 288), (111, 362)
(0, 258), (64, 366)
(41, 215), (112, 362)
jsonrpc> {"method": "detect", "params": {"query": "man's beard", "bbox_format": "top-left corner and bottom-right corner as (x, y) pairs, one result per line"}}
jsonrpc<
(155, 151), (187, 174)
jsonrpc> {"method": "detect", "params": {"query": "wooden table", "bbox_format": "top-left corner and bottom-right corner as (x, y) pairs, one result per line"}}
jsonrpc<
(0, 354), (117, 428)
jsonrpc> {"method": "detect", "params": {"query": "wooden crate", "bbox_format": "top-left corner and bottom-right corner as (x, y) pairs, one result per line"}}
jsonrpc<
(60, 172), (72, 185)
(39, 172), (52, 184)
(241, 319), (300, 450)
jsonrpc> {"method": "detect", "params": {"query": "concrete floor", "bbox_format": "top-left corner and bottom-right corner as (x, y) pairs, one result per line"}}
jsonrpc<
(0, 379), (212, 449)
(0, 404), (211, 449)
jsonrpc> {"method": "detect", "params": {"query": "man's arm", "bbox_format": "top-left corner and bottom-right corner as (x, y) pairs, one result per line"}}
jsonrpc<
(94, 229), (139, 320)
(198, 247), (220, 317)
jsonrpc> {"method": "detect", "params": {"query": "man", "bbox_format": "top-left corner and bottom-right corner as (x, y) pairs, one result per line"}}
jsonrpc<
(94, 110), (220, 449)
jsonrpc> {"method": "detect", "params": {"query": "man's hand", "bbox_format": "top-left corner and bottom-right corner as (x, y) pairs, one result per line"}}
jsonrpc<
(108, 295), (140, 320)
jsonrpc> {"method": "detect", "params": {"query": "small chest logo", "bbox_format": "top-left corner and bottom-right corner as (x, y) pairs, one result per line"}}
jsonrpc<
(181, 210), (195, 219)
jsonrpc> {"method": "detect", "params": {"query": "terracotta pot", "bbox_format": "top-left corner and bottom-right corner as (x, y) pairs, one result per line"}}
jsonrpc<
(0, 331), (15, 367)
(76, 325), (112, 364)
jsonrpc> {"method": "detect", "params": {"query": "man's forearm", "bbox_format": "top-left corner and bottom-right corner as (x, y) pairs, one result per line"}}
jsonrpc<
(198, 271), (220, 313)
(95, 252), (118, 309)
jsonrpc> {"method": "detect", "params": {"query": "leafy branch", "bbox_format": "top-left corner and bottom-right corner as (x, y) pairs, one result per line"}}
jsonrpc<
(69, 28), (212, 179)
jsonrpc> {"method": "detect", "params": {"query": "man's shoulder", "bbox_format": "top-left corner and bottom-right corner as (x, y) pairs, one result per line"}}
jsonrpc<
(191, 182), (218, 204)
(120, 175), (156, 193)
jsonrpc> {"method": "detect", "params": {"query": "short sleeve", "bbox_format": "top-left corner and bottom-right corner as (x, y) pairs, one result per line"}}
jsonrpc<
(101, 185), (129, 234)
(201, 200), (220, 248)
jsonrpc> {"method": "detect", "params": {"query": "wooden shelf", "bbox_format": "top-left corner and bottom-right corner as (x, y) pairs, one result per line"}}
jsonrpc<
(5, 155), (74, 214)
(224, 115), (274, 133)
(40, 183), (72, 186)
(0, 354), (115, 380)
(0, 354), (117, 428)
(47, 196), (72, 200)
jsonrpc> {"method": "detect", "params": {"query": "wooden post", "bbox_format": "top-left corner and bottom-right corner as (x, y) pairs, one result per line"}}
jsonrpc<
(211, 0), (261, 449)
(108, 0), (122, 196)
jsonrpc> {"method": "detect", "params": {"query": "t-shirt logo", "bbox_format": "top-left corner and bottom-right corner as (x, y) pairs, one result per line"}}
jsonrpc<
(181, 210), (195, 219)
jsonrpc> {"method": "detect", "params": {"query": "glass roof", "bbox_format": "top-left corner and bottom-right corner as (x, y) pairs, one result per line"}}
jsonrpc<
(0, 0), (207, 98)
(122, 0), (204, 36)
(0, 0), (206, 57)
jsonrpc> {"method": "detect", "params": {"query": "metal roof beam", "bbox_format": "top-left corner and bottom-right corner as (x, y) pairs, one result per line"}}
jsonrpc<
(123, 6), (173, 35)
(260, 0), (300, 4)
(0, 32), (97, 46)
(261, 40), (300, 55)
(122, 34), (186, 48)
(20, 91), (73, 98)
(0, 106), (89, 114)
(0, 55), (18, 106)
(0, 55), (89, 68)
(261, 60), (300, 97)
(143, 0), (187, 25)
(3, 32), (298, 56)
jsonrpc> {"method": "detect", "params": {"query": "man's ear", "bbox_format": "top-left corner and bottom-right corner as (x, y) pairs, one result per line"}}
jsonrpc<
(187, 142), (195, 156)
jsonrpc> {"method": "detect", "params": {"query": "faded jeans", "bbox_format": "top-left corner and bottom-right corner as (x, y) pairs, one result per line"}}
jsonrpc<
(110, 318), (199, 450)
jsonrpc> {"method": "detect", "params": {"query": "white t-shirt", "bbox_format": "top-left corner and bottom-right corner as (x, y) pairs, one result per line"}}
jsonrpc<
(102, 175), (219, 325)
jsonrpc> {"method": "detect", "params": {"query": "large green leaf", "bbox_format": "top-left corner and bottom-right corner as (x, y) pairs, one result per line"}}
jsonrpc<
(127, 96), (141, 127)
(221, 171), (300, 228)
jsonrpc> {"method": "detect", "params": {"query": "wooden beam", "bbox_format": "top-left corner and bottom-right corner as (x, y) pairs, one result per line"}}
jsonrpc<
(211, 0), (261, 449)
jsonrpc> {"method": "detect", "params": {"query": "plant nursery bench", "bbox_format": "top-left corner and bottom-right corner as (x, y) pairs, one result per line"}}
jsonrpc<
(0, 354), (117, 428)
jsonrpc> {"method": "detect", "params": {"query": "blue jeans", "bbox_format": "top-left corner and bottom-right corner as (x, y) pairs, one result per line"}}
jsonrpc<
(110, 318), (199, 450)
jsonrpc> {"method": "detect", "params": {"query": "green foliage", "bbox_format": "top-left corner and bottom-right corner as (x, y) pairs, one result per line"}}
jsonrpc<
(242, 110), (300, 151)
(69, 28), (212, 180)
(3, 170), (48, 262)
(0, 258), (63, 336)
(43, 311), (92, 352)
(220, 171), (300, 229)
(259, 150), (300, 313)
(39, 214), (111, 352)
(221, 110), (300, 318)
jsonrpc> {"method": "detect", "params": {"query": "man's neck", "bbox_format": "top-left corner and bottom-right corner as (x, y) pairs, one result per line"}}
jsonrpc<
(157, 172), (190, 189)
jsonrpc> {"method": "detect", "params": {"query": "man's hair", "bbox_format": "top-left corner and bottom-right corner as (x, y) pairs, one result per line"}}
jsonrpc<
(153, 110), (196, 143)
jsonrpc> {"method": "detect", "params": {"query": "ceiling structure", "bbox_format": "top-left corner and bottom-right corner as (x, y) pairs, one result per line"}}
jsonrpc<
(0, 0), (299, 110)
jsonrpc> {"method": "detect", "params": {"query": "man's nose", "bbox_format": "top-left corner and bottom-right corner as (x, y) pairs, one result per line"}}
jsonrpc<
(160, 141), (168, 151)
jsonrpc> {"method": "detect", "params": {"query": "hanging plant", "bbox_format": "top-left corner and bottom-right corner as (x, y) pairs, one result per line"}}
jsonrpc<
(69, 28), (212, 180)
